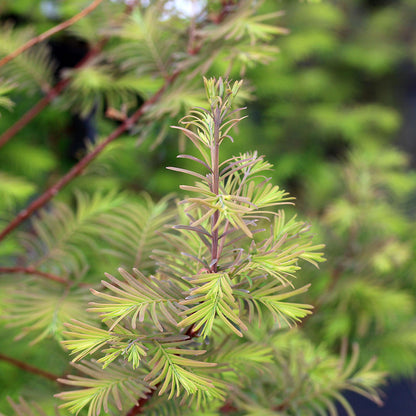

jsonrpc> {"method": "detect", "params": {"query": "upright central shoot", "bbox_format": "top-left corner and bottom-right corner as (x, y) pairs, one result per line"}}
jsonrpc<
(208, 93), (221, 274)
(58, 77), (325, 415)
(171, 79), (248, 276)
(169, 77), (324, 339)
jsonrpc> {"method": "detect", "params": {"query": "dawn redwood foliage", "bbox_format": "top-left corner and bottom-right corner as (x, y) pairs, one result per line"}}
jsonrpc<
(54, 77), (387, 416)
(57, 77), (330, 413)
(1, 1), (413, 415)
(0, 73), (385, 414)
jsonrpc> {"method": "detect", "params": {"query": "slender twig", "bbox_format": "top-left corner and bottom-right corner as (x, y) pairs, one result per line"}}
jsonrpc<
(0, 0), (105, 69)
(0, 81), (64, 148)
(125, 0), (140, 14)
(0, 353), (60, 382)
(0, 266), (94, 288)
(0, 266), (73, 286)
(0, 39), (106, 149)
(0, 0), (137, 149)
(212, 0), (237, 23)
(210, 111), (221, 273)
(0, 72), (179, 243)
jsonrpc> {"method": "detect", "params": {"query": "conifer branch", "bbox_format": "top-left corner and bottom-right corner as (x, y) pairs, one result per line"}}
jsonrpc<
(0, 72), (178, 242)
(125, 329), (198, 416)
(55, 77), (326, 415)
(0, 39), (107, 149)
(0, 352), (60, 382)
(0, 0), (105, 69)
(0, 0), (138, 149)
(124, 11), (244, 415)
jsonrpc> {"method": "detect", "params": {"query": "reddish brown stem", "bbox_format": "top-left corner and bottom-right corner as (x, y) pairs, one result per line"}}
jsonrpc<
(219, 399), (239, 414)
(0, 40), (106, 149)
(212, 0), (237, 23)
(0, 80), (66, 148)
(0, 0), (138, 149)
(0, 352), (60, 382)
(0, 266), (73, 286)
(0, 72), (178, 243)
(210, 142), (220, 272)
(125, 391), (156, 416)
(0, 0), (104, 69)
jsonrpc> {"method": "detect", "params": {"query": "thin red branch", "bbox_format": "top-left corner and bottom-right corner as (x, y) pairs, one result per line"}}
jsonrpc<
(0, 266), (93, 288)
(219, 399), (239, 414)
(0, 40), (106, 149)
(0, 352), (60, 382)
(0, 0), (138, 149)
(126, 391), (156, 416)
(0, 72), (178, 243)
(0, 0), (104, 69)
(210, 113), (221, 273)
(0, 266), (73, 286)
(0, 78), (68, 148)
(212, 0), (237, 23)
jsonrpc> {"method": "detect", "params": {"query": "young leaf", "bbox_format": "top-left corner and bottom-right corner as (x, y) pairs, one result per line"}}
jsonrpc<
(56, 360), (151, 416)
(179, 272), (247, 338)
(88, 268), (183, 331)
(145, 341), (225, 402)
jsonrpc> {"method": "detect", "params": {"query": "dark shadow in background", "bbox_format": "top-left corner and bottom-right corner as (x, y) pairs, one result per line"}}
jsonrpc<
(338, 378), (416, 416)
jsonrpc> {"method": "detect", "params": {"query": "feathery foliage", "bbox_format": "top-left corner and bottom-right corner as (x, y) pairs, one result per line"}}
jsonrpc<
(0, 397), (64, 416)
(0, 24), (55, 94)
(57, 360), (151, 416)
(0, 2), (294, 412)
(98, 195), (176, 271)
(18, 191), (126, 276)
(1, 1), (414, 415)
(0, 79), (16, 115)
(234, 332), (385, 416)
(55, 77), (384, 416)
